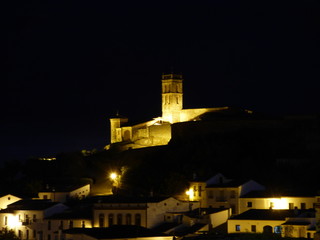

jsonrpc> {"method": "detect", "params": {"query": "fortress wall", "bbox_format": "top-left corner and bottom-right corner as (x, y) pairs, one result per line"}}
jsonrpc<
(149, 123), (172, 145)
(180, 107), (229, 122)
(170, 119), (286, 143)
(130, 123), (171, 147)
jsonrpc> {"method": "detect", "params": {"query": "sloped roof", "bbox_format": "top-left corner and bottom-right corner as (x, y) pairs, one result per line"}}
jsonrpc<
(185, 208), (229, 218)
(90, 195), (171, 204)
(47, 206), (92, 220)
(230, 209), (307, 221)
(63, 225), (169, 239)
(39, 184), (89, 193)
(282, 221), (311, 226)
(171, 223), (207, 237)
(206, 179), (251, 188)
(7, 199), (62, 210)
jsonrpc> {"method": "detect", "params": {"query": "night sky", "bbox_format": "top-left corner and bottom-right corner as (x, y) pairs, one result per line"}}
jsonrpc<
(4, 0), (320, 162)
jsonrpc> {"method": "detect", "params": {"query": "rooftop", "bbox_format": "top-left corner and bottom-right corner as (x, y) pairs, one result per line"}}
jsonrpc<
(63, 225), (169, 239)
(7, 199), (62, 210)
(230, 209), (313, 221)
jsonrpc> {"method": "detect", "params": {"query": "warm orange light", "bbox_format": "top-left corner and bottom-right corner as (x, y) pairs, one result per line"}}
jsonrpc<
(7, 215), (21, 228)
(110, 173), (117, 180)
(270, 198), (288, 209)
(186, 188), (195, 201)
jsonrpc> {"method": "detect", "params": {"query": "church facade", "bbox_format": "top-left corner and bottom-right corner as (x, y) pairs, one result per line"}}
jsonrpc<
(106, 73), (229, 150)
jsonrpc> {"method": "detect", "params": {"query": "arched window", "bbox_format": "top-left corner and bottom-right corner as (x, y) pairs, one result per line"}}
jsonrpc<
(108, 214), (114, 226)
(117, 214), (122, 225)
(126, 214), (132, 225)
(263, 225), (273, 234)
(135, 214), (141, 226)
(99, 213), (105, 227)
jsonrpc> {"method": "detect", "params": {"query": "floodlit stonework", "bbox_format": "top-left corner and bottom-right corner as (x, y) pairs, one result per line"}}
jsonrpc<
(106, 73), (232, 150)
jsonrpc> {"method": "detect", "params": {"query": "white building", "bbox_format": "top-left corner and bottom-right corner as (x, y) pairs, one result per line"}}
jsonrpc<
(92, 195), (193, 229)
(240, 191), (317, 214)
(227, 209), (316, 238)
(38, 184), (90, 202)
(0, 194), (21, 210)
(0, 199), (68, 240)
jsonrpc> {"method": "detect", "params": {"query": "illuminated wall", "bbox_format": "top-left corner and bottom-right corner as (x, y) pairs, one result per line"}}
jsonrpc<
(0, 194), (21, 210)
(239, 196), (317, 214)
(107, 73), (230, 150)
(228, 218), (284, 234)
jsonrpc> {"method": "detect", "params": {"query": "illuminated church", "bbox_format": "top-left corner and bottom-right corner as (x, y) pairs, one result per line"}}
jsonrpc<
(106, 73), (241, 150)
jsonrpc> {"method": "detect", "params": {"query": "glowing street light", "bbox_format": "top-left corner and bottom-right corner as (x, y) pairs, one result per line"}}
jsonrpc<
(110, 172), (117, 181)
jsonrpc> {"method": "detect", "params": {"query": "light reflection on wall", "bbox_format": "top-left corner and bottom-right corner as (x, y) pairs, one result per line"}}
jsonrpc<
(186, 188), (195, 201)
(269, 198), (288, 209)
(7, 215), (21, 229)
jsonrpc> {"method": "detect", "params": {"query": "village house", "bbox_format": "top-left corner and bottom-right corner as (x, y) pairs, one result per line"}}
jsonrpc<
(185, 173), (265, 215)
(38, 183), (90, 202)
(0, 194), (21, 210)
(239, 191), (317, 213)
(227, 208), (316, 238)
(92, 195), (193, 229)
(0, 199), (68, 240)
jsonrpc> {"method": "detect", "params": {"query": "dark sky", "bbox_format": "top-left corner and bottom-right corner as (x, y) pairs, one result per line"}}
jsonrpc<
(4, 0), (320, 161)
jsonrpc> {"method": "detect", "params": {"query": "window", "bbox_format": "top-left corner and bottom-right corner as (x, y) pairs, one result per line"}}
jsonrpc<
(247, 202), (252, 208)
(236, 225), (241, 231)
(208, 190), (214, 199)
(48, 220), (51, 230)
(135, 214), (141, 226)
(82, 221), (85, 228)
(108, 214), (114, 226)
(4, 216), (7, 225)
(117, 214), (122, 225)
(126, 214), (132, 225)
(251, 225), (256, 232)
(69, 220), (73, 229)
(274, 226), (282, 234)
(199, 186), (202, 197)
(26, 230), (29, 240)
(99, 213), (105, 227)
(59, 220), (64, 230)
(289, 203), (294, 209)
(33, 214), (36, 222)
(301, 203), (306, 209)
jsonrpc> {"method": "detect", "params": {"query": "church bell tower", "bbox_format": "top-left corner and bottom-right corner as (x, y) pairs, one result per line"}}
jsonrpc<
(161, 73), (183, 123)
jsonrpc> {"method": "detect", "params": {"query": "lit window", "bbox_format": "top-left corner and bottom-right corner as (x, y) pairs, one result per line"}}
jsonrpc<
(236, 225), (241, 231)
(274, 226), (282, 234)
